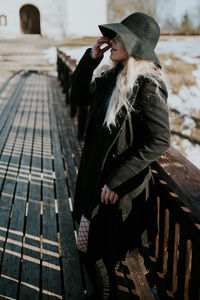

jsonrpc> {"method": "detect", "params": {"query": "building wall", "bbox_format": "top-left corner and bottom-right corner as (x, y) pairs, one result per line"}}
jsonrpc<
(65, 0), (107, 36)
(0, 0), (107, 38)
(0, 0), (65, 37)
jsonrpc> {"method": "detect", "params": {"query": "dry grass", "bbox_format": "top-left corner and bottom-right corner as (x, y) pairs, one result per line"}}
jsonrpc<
(158, 53), (197, 94)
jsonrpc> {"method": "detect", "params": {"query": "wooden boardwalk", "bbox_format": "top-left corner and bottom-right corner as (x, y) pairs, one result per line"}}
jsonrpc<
(0, 71), (85, 300)
(0, 70), (156, 300)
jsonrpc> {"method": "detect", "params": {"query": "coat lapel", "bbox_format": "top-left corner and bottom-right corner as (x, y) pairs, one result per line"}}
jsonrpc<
(101, 82), (142, 169)
(105, 83), (141, 145)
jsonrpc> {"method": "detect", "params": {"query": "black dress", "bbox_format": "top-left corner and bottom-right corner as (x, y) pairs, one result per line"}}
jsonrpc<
(84, 73), (157, 264)
(85, 103), (157, 298)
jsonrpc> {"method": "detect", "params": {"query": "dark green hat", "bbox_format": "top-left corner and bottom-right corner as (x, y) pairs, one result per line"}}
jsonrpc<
(99, 12), (160, 65)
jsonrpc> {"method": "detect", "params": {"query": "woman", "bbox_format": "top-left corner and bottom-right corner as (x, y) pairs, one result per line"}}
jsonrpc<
(70, 12), (170, 299)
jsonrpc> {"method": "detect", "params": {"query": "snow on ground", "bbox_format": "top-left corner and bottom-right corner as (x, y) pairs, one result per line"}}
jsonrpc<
(43, 37), (200, 169)
(168, 83), (200, 115)
(182, 116), (196, 129)
(156, 37), (200, 59)
(172, 137), (200, 168)
(43, 47), (57, 65)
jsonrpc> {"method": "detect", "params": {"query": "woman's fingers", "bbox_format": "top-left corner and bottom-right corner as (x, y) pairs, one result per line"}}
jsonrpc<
(101, 185), (107, 203)
(109, 191), (115, 204)
(101, 185), (119, 205)
(94, 37), (109, 49)
(104, 187), (110, 205)
(92, 37), (110, 59)
(101, 44), (111, 53)
(112, 193), (119, 204)
(101, 185), (110, 204)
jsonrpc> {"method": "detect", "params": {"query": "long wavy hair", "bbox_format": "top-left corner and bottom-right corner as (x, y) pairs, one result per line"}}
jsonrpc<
(101, 56), (167, 130)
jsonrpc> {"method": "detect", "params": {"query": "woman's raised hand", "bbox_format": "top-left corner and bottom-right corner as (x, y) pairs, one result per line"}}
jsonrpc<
(101, 184), (119, 205)
(92, 37), (111, 59)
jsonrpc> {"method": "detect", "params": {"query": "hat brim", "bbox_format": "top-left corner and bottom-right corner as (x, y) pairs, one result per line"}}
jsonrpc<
(98, 23), (160, 66)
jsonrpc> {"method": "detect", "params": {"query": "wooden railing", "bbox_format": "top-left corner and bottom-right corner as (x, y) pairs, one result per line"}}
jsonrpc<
(147, 148), (200, 300)
(56, 48), (200, 300)
(57, 49), (88, 140)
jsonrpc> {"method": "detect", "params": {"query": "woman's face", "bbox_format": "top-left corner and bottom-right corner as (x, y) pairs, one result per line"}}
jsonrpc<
(109, 34), (129, 63)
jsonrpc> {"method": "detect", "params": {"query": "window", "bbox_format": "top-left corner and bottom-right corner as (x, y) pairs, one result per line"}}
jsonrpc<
(0, 15), (7, 26)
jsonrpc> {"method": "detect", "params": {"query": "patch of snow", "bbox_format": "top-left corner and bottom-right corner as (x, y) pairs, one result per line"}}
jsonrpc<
(53, 36), (66, 42)
(43, 47), (57, 65)
(182, 129), (192, 135)
(183, 116), (196, 129)
(181, 56), (200, 65)
(164, 59), (172, 66)
(193, 66), (200, 87)
(168, 84), (200, 115)
(156, 37), (200, 58)
(60, 46), (89, 63)
(179, 85), (200, 112)
(181, 140), (200, 169)
(172, 138), (200, 169)
(168, 91), (186, 113)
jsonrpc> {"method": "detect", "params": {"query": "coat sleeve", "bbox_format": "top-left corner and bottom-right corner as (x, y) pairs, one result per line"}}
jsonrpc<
(69, 48), (103, 106)
(105, 79), (171, 196)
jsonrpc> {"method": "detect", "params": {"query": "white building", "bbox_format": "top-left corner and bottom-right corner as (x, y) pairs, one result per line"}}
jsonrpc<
(0, 0), (107, 38)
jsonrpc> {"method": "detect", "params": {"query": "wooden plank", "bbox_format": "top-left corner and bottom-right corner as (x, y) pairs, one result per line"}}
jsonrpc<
(50, 79), (78, 201)
(0, 73), (31, 298)
(155, 146), (200, 221)
(165, 212), (176, 292)
(0, 71), (22, 99)
(0, 73), (22, 118)
(163, 208), (169, 275)
(49, 79), (84, 299)
(0, 193), (13, 263)
(156, 191), (166, 274)
(174, 227), (187, 300)
(53, 78), (82, 160)
(41, 74), (63, 299)
(116, 262), (137, 297)
(184, 240), (192, 300)
(189, 241), (200, 300)
(150, 188), (170, 299)
(0, 74), (27, 154)
(123, 251), (155, 300)
(19, 72), (41, 299)
(19, 186), (41, 300)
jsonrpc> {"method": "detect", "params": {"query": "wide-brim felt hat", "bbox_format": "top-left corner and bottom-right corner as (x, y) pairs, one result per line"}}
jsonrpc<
(99, 12), (161, 66)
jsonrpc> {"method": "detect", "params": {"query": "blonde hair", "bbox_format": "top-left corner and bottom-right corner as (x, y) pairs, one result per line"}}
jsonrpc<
(102, 57), (166, 130)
